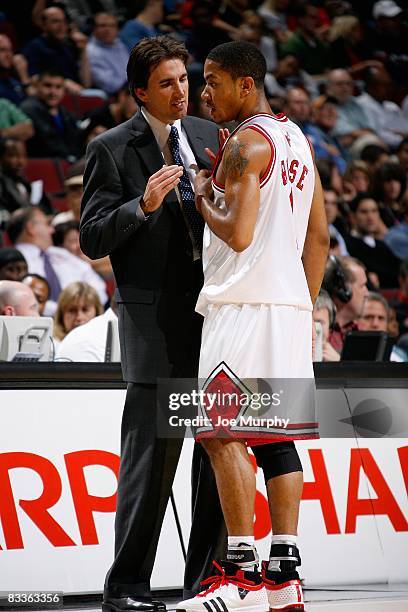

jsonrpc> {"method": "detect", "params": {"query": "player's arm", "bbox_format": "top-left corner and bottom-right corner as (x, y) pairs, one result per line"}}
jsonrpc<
(302, 165), (330, 305)
(195, 129), (270, 252)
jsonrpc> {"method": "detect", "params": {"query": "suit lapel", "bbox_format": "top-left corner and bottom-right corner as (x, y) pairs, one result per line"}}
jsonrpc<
(129, 112), (164, 177)
(181, 117), (212, 171)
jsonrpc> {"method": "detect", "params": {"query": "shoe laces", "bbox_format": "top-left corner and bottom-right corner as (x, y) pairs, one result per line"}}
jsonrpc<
(198, 561), (255, 597)
(198, 562), (228, 597)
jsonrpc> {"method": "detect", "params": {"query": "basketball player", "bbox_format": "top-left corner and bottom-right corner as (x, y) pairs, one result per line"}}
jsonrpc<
(176, 42), (329, 612)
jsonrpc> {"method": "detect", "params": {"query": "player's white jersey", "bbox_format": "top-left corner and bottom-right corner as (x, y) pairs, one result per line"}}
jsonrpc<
(196, 113), (315, 316)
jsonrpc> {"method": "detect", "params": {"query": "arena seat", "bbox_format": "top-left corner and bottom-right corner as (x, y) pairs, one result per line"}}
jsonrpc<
(24, 158), (69, 195)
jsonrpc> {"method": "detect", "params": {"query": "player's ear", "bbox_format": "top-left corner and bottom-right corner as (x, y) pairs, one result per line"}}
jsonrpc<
(240, 76), (254, 97)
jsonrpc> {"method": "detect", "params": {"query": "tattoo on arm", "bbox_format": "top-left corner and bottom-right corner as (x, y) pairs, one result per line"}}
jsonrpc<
(224, 140), (248, 178)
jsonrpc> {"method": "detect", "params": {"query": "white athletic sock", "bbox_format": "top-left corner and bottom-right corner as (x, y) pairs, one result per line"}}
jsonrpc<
(227, 536), (258, 571)
(228, 535), (255, 547)
(271, 534), (297, 547)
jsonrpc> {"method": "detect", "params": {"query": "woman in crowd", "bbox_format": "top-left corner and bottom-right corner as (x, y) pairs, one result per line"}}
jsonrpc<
(53, 281), (103, 343)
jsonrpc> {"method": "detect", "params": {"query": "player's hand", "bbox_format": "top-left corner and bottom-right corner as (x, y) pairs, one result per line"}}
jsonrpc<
(194, 169), (212, 213)
(141, 165), (183, 214)
(205, 128), (230, 167)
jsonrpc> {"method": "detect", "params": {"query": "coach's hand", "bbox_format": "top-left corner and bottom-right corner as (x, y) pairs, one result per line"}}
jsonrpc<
(141, 165), (183, 215)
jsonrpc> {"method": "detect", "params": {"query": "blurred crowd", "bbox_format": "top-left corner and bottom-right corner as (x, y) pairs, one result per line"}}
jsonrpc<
(0, 0), (408, 361)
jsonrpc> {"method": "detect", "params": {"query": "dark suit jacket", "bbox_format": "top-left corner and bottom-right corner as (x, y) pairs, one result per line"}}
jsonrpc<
(80, 111), (219, 382)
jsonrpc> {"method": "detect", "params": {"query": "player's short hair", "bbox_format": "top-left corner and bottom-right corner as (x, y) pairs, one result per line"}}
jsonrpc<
(127, 36), (188, 103)
(207, 41), (266, 89)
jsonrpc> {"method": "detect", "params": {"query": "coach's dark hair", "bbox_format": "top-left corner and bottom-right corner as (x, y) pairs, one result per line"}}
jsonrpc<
(207, 41), (266, 89)
(7, 207), (37, 244)
(127, 36), (189, 103)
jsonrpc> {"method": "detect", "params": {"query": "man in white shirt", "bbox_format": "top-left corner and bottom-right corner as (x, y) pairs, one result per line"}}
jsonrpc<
(87, 12), (129, 95)
(7, 206), (107, 315)
(56, 305), (117, 361)
(357, 66), (408, 150)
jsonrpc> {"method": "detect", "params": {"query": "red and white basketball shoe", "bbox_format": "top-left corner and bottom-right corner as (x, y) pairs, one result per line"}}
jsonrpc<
(177, 561), (269, 612)
(261, 561), (304, 611)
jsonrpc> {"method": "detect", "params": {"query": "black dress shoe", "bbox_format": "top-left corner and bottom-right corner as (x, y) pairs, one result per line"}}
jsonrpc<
(102, 597), (167, 612)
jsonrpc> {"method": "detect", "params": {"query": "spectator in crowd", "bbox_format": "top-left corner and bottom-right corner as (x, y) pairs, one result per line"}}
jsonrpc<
(22, 272), (49, 316)
(372, 161), (407, 228)
(0, 97), (34, 141)
(326, 68), (376, 153)
(20, 70), (81, 160)
(83, 84), (137, 132)
(305, 95), (348, 174)
(328, 15), (371, 70)
(0, 247), (28, 281)
(257, 0), (292, 41)
(264, 54), (318, 99)
(390, 259), (408, 335)
(56, 295), (117, 361)
(285, 86), (312, 130)
(357, 66), (408, 150)
(345, 192), (401, 288)
(279, 2), (332, 76)
(53, 281), (103, 342)
(120, 0), (163, 51)
(87, 12), (128, 95)
(342, 160), (371, 202)
(53, 220), (81, 257)
(22, 6), (91, 94)
(0, 279), (39, 316)
(0, 34), (35, 104)
(384, 192), (408, 260)
(324, 255), (369, 352)
(364, 0), (408, 86)
(0, 137), (52, 214)
(360, 143), (390, 173)
(184, 1), (235, 68)
(7, 207), (107, 314)
(313, 289), (340, 361)
(45, 0), (130, 34)
(358, 291), (407, 361)
(323, 188), (348, 255)
(395, 136), (408, 177)
(52, 171), (83, 225)
(51, 166), (113, 280)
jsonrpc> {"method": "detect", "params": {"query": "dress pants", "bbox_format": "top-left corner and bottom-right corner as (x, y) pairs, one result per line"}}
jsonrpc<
(104, 383), (225, 599)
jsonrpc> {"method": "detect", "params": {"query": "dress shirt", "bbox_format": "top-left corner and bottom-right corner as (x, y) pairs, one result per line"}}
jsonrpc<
(356, 92), (408, 149)
(119, 20), (159, 51)
(87, 36), (128, 94)
(141, 107), (200, 258)
(16, 243), (108, 315)
(333, 97), (374, 139)
(56, 308), (117, 362)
